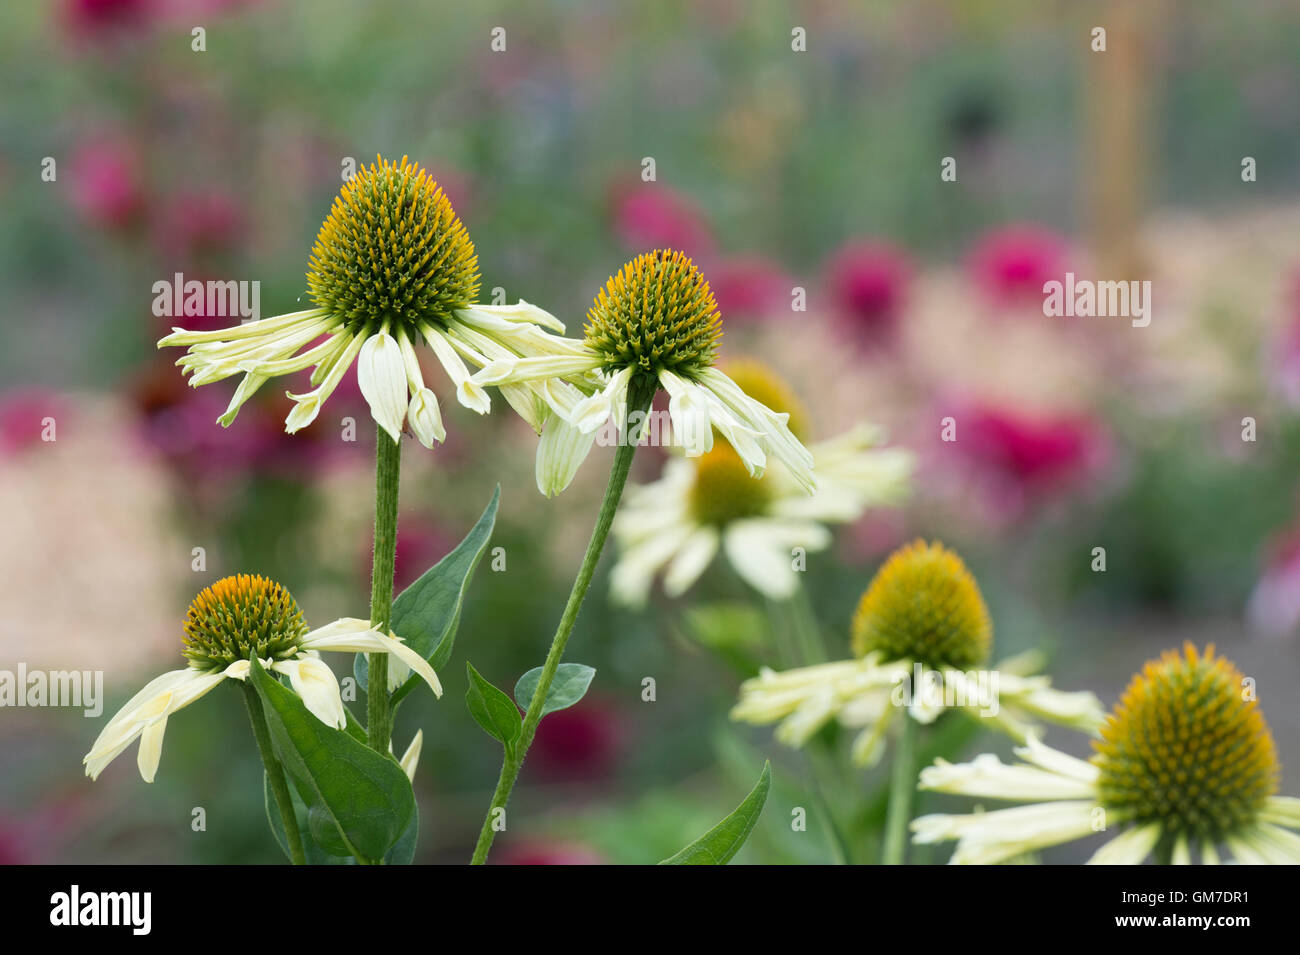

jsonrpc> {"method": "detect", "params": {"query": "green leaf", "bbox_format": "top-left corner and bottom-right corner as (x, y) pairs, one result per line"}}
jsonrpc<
(355, 487), (499, 700)
(659, 761), (772, 865)
(465, 661), (522, 751)
(250, 657), (415, 863)
(514, 663), (596, 717)
(262, 772), (348, 865)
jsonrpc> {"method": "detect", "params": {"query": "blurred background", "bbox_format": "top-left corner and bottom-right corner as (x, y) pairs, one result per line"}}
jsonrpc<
(3, 0), (1300, 863)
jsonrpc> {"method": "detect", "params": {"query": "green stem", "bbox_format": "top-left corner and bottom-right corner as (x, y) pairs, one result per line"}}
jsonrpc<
(470, 376), (655, 865)
(367, 429), (401, 754)
(882, 711), (917, 865)
(243, 683), (306, 865)
(787, 586), (827, 664)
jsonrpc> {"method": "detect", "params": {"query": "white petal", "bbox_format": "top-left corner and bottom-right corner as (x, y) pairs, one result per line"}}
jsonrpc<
(284, 332), (365, 433)
(302, 623), (442, 699)
(136, 714), (169, 784)
(273, 657), (346, 729)
(662, 527), (720, 597)
(912, 801), (1099, 865)
(408, 389), (446, 448)
(918, 753), (1099, 801)
(535, 411), (597, 497)
(357, 332), (409, 442)
(659, 370), (714, 457)
(399, 729), (423, 783)
(1086, 823), (1162, 865)
(420, 324), (491, 414)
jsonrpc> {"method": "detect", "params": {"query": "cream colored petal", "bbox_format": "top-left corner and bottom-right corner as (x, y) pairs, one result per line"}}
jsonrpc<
(535, 411), (597, 497)
(399, 729), (423, 783)
(273, 657), (347, 729)
(1085, 823), (1161, 865)
(408, 388), (447, 448)
(136, 714), (169, 783)
(662, 527), (720, 597)
(659, 370), (714, 457)
(918, 753), (1099, 801)
(912, 801), (1099, 865)
(357, 332), (409, 442)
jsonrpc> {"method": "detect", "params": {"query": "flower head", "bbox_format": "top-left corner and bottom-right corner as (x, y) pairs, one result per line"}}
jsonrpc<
(84, 574), (441, 783)
(158, 155), (585, 449)
(472, 253), (817, 496)
(583, 250), (721, 378)
(732, 540), (1101, 765)
(913, 644), (1300, 864)
(850, 540), (992, 670)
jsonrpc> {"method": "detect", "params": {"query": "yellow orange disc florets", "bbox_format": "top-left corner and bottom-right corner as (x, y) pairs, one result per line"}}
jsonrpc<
(689, 443), (772, 526)
(584, 250), (722, 378)
(850, 540), (992, 670)
(182, 574), (307, 669)
(307, 155), (479, 334)
(1093, 644), (1279, 839)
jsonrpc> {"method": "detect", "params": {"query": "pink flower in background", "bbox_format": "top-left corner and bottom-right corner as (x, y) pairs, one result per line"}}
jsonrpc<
(529, 698), (621, 781)
(946, 401), (1109, 521)
(967, 224), (1069, 307)
(1272, 267), (1300, 408)
(825, 240), (912, 348)
(709, 255), (792, 323)
(1248, 526), (1300, 638)
(62, 0), (155, 41)
(0, 389), (68, 456)
(611, 184), (713, 258)
(494, 841), (604, 865)
(69, 140), (144, 231)
(154, 191), (245, 263)
(365, 516), (453, 592)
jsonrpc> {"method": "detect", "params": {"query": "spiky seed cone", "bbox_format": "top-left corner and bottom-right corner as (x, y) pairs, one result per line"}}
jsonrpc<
(850, 540), (992, 670)
(689, 443), (774, 526)
(721, 359), (809, 442)
(584, 249), (722, 378)
(307, 155), (479, 334)
(1093, 644), (1279, 839)
(182, 574), (308, 669)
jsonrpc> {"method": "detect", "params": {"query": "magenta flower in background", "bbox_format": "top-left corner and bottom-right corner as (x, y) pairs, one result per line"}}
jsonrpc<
(967, 223), (1070, 307)
(0, 389), (68, 456)
(493, 841), (604, 866)
(153, 191), (245, 263)
(946, 400), (1109, 522)
(69, 139), (144, 231)
(824, 240), (912, 348)
(611, 183), (714, 258)
(1272, 267), (1300, 408)
(529, 698), (621, 782)
(709, 255), (793, 324)
(61, 0), (155, 42)
(1247, 526), (1300, 638)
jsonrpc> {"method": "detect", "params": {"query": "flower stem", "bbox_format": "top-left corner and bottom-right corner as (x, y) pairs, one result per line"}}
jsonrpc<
(882, 711), (917, 865)
(367, 429), (402, 754)
(470, 377), (655, 865)
(243, 683), (306, 865)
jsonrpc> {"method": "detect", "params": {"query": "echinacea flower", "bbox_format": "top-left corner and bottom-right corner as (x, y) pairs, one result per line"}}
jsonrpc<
(731, 540), (1103, 764)
(825, 240), (912, 348)
(84, 574), (440, 783)
(913, 644), (1300, 864)
(609, 360), (911, 603)
(158, 155), (590, 447)
(470, 250), (817, 496)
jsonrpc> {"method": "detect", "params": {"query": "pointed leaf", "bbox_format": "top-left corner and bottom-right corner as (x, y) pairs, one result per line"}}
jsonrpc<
(466, 662), (522, 751)
(660, 761), (771, 865)
(250, 657), (414, 863)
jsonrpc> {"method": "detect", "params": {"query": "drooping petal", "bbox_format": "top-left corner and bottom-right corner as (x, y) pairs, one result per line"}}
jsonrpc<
(918, 753), (1099, 801)
(535, 412), (598, 497)
(301, 621), (442, 699)
(357, 332), (409, 442)
(408, 389), (446, 448)
(273, 657), (347, 729)
(659, 370), (714, 457)
(136, 713), (170, 784)
(285, 332), (365, 433)
(662, 526), (720, 597)
(420, 324), (492, 414)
